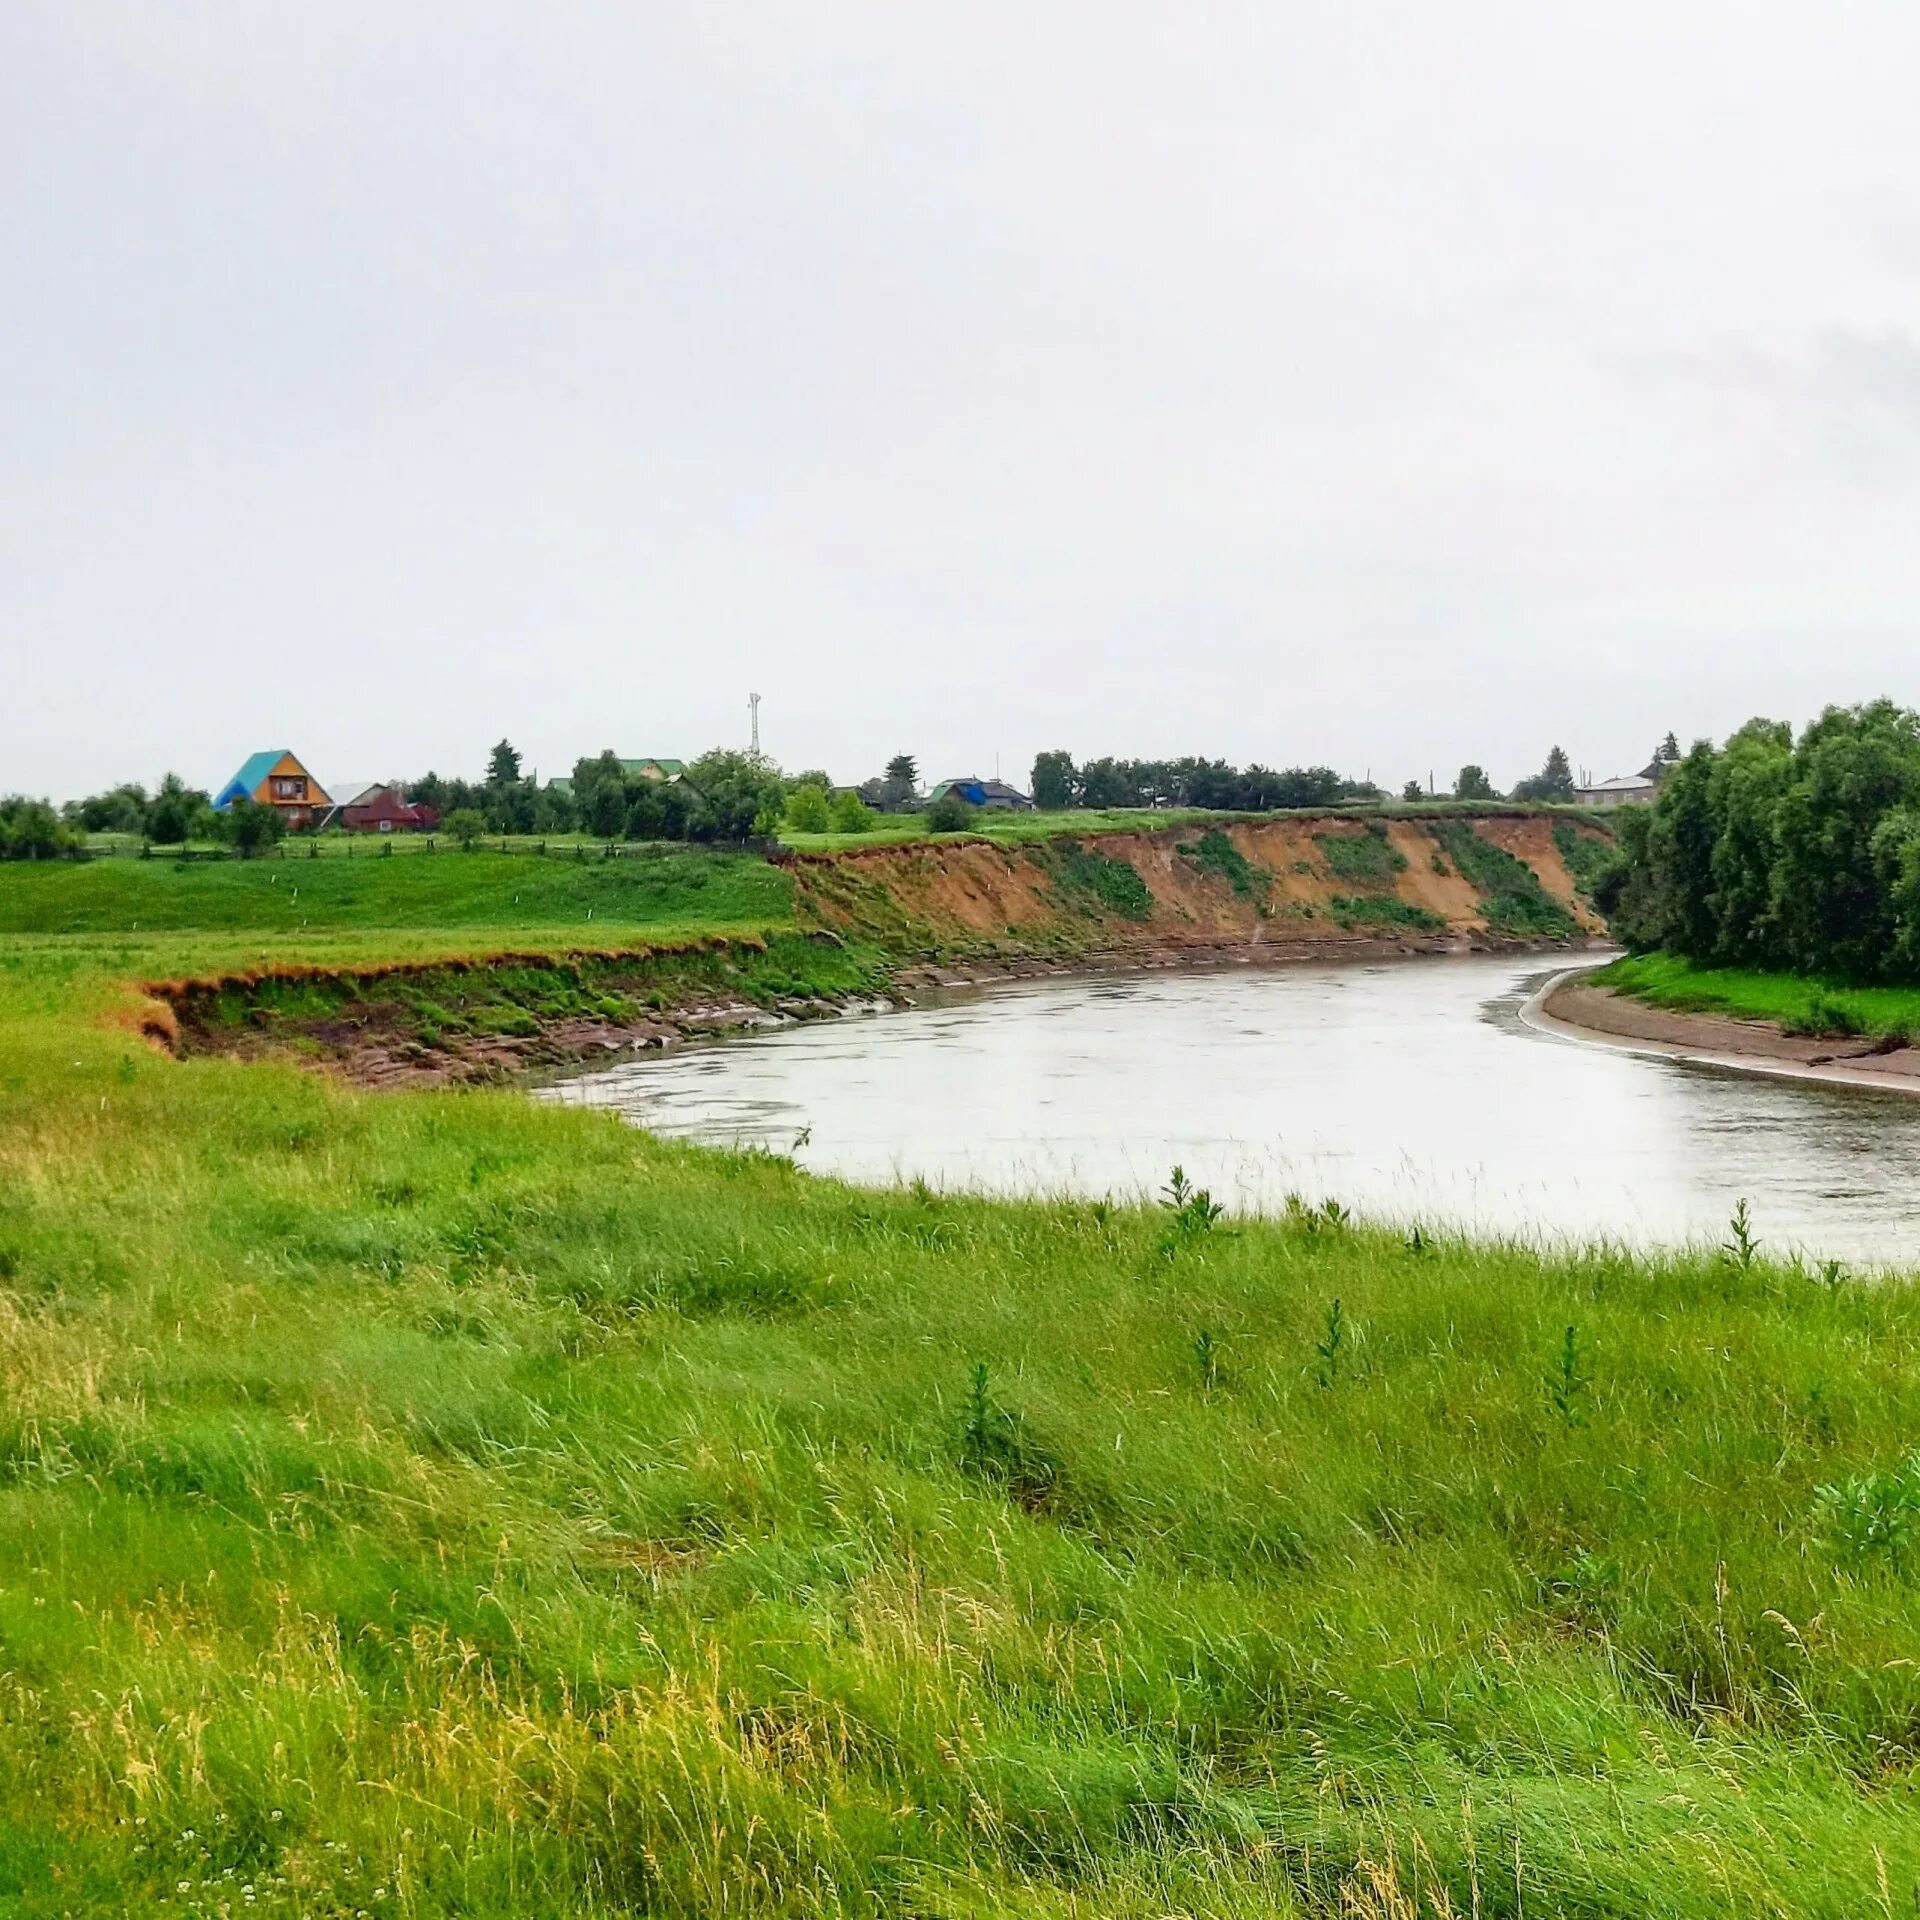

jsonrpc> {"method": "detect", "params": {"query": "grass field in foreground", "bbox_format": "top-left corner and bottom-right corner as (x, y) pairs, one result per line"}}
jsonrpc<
(2, 867), (1920, 1915)
(1595, 951), (1920, 1040)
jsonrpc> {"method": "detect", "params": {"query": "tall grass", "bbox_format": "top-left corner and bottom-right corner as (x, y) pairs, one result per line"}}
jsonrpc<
(1597, 952), (1920, 1040)
(0, 872), (1912, 1913)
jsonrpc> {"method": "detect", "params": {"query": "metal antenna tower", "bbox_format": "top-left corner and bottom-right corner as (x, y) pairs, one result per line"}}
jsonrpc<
(748, 692), (762, 757)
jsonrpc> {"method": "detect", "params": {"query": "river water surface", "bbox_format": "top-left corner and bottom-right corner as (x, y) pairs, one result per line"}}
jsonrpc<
(541, 953), (1920, 1265)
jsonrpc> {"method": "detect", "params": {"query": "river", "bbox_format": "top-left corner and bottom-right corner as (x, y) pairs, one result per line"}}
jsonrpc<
(539, 953), (1920, 1265)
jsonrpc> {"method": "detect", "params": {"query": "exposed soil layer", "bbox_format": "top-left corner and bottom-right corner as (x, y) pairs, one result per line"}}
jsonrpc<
(1538, 975), (1920, 1093)
(154, 934), (895, 1090)
(791, 814), (1610, 950)
(153, 818), (1615, 1089)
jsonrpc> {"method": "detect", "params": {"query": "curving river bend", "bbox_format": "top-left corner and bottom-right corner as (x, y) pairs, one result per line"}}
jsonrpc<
(540, 953), (1920, 1266)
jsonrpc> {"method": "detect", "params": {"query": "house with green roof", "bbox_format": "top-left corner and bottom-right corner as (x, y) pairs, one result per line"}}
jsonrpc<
(546, 758), (686, 801)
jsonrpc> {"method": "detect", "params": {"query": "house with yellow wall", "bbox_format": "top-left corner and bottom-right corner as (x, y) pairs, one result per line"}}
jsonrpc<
(212, 750), (331, 830)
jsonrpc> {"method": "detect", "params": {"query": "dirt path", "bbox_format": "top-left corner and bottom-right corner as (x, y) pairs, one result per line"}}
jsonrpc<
(1530, 972), (1920, 1096)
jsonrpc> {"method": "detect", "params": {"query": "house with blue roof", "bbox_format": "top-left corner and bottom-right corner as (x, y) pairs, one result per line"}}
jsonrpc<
(926, 776), (1034, 812)
(212, 751), (331, 830)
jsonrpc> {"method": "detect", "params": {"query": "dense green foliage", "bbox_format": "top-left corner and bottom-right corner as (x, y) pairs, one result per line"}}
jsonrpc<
(1312, 823), (1407, 890)
(222, 795), (285, 858)
(3, 859), (1920, 1911)
(828, 788), (874, 834)
(1177, 827), (1273, 903)
(1047, 840), (1154, 921)
(1028, 752), (1380, 811)
(1433, 823), (1575, 936)
(1601, 702), (1920, 982)
(1453, 764), (1497, 801)
(783, 783), (833, 834)
(1511, 744), (1575, 802)
(1327, 894), (1447, 932)
(60, 772), (217, 847)
(569, 747), (785, 844)
(0, 795), (82, 859)
(924, 791), (978, 834)
(1553, 819), (1616, 894)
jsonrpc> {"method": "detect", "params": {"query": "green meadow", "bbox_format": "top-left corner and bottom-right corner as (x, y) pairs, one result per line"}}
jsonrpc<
(1, 853), (1919, 1915)
(0, 846), (791, 937)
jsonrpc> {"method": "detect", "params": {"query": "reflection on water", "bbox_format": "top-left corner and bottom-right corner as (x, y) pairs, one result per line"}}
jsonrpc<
(539, 954), (1920, 1265)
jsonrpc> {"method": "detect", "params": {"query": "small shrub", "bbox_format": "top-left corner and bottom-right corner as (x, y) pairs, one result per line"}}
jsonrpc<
(784, 784), (833, 834)
(1287, 1194), (1350, 1237)
(926, 792), (978, 834)
(1538, 1548), (1620, 1628)
(444, 808), (486, 849)
(1815, 1454), (1920, 1571)
(1158, 1165), (1225, 1257)
(830, 789), (875, 834)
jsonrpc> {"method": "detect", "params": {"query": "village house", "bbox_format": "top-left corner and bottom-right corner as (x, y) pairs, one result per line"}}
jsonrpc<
(926, 776), (1035, 811)
(1572, 756), (1674, 808)
(545, 757), (687, 803)
(1572, 773), (1659, 807)
(212, 750), (331, 829)
(323, 783), (439, 833)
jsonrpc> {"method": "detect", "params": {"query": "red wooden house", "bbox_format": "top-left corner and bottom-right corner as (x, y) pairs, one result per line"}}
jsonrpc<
(329, 784), (438, 833)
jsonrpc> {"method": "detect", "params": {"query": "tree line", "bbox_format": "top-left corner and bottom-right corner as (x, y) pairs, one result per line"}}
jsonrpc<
(1030, 754), (1381, 811)
(11, 731), (1664, 864)
(1599, 701), (1920, 982)
(1029, 746), (1607, 810)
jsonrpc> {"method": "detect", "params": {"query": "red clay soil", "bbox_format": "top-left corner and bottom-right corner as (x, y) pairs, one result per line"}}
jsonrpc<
(791, 814), (1607, 953)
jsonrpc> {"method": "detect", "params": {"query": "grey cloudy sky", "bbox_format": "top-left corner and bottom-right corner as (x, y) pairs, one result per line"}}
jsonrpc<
(7, 3), (1920, 801)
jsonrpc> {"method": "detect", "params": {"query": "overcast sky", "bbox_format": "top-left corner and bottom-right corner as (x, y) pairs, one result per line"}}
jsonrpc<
(7, 3), (1920, 801)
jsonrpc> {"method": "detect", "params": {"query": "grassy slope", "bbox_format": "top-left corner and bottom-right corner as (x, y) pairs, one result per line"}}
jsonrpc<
(1, 859), (1918, 1914)
(781, 800), (1610, 854)
(1596, 953), (1920, 1040)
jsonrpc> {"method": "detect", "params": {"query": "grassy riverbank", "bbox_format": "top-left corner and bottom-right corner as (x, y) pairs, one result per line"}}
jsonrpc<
(3, 860), (1919, 1914)
(1595, 952), (1920, 1040)
(779, 798), (1610, 854)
